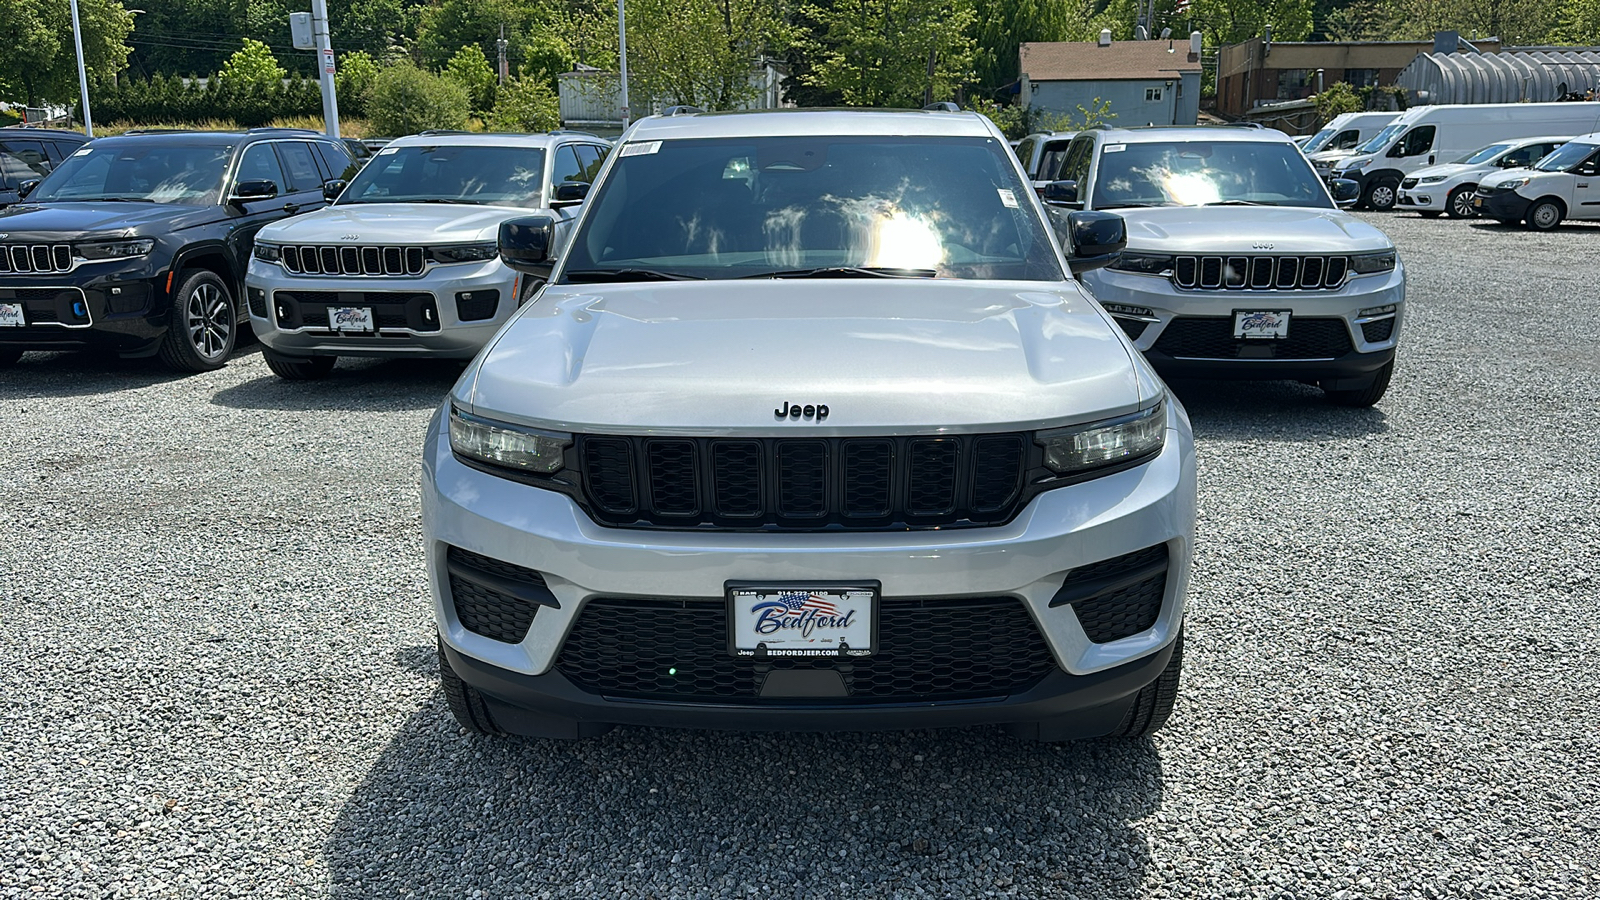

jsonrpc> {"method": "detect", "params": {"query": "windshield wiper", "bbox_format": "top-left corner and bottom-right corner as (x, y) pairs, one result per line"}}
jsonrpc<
(739, 266), (937, 279)
(413, 198), (489, 205)
(1202, 200), (1268, 206)
(1096, 202), (1173, 209)
(563, 268), (706, 282)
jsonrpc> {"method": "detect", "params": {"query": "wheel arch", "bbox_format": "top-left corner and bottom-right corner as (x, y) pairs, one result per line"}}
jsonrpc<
(169, 243), (241, 301)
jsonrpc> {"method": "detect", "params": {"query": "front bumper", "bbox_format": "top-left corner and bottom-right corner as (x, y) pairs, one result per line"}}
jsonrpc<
(246, 257), (518, 359)
(421, 403), (1197, 735)
(1474, 191), (1532, 222)
(1081, 265), (1405, 385)
(1397, 184), (1449, 212)
(0, 259), (169, 356)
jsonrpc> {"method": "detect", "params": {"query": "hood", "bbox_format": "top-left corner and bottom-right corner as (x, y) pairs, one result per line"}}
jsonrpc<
(1407, 163), (1484, 181)
(1307, 149), (1358, 166)
(1482, 169), (1542, 189)
(1116, 206), (1394, 255)
(257, 203), (527, 244)
(0, 201), (214, 239)
(458, 279), (1148, 435)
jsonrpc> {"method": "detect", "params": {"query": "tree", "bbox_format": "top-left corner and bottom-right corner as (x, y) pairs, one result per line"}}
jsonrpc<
(1314, 81), (1362, 123)
(444, 44), (497, 115)
(366, 62), (470, 135)
(336, 50), (382, 116)
(800, 0), (977, 108)
(218, 38), (287, 90)
(0, 0), (134, 106)
(1187, 0), (1313, 46)
(623, 0), (789, 110)
(488, 76), (559, 131)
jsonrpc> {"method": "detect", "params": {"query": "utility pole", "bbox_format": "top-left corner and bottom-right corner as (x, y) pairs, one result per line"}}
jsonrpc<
(311, 0), (341, 138)
(68, 0), (94, 136)
(496, 25), (509, 84)
(618, 0), (631, 125)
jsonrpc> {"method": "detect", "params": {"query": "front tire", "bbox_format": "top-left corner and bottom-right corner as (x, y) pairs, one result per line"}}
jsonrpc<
(1526, 199), (1564, 231)
(0, 347), (22, 367)
(438, 640), (505, 735)
(158, 270), (236, 373)
(1323, 360), (1394, 407)
(1447, 186), (1478, 218)
(1363, 178), (1400, 211)
(1105, 631), (1183, 738)
(263, 350), (336, 380)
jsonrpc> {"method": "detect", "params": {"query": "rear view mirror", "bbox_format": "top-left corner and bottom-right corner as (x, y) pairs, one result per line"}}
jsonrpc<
(551, 181), (590, 207)
(322, 179), (347, 202)
(498, 215), (557, 280)
(18, 179), (40, 198)
(231, 180), (279, 203)
(1061, 210), (1126, 275)
(1330, 179), (1360, 206)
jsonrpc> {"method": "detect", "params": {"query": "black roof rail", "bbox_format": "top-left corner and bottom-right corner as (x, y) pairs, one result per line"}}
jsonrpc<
(118, 128), (200, 135)
(1220, 121), (1266, 128)
(923, 101), (961, 112)
(548, 129), (601, 137)
(247, 126), (320, 134)
(417, 129), (473, 136)
(662, 105), (704, 116)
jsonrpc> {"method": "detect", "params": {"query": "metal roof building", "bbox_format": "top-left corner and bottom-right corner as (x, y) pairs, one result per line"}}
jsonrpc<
(1397, 50), (1600, 104)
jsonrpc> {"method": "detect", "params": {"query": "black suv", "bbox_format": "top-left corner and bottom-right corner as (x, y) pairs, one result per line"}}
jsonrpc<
(0, 128), (355, 372)
(1, 128), (89, 209)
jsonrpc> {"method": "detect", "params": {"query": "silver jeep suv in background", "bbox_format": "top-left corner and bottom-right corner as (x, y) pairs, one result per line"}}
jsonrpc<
(245, 131), (608, 379)
(424, 108), (1197, 741)
(1059, 126), (1405, 406)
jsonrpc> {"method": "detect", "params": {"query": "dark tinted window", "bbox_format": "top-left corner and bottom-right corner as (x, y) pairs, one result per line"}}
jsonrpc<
(1397, 126), (1435, 157)
(30, 142), (232, 204)
(1036, 139), (1075, 182)
(317, 140), (358, 181)
(550, 146), (586, 186)
(339, 145), (547, 208)
(236, 142), (286, 194)
(1333, 129), (1361, 150)
(573, 144), (605, 182)
(0, 140), (53, 187)
(277, 141), (323, 192)
(1060, 136), (1093, 185)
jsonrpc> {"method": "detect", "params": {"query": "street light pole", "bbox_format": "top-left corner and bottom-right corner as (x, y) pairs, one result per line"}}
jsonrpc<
(311, 0), (341, 138)
(68, 0), (94, 136)
(617, 0), (630, 126)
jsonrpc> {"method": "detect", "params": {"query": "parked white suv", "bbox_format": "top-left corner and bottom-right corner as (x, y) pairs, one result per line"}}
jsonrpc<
(1055, 126), (1405, 406)
(424, 108), (1196, 741)
(1397, 136), (1568, 218)
(246, 131), (609, 379)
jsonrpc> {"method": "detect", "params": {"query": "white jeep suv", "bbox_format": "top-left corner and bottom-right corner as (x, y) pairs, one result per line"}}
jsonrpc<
(423, 108), (1196, 741)
(1059, 126), (1405, 406)
(246, 131), (609, 379)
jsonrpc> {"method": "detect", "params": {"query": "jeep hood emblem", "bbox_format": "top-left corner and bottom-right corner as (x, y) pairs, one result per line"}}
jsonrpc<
(340, 234), (360, 241)
(775, 401), (829, 420)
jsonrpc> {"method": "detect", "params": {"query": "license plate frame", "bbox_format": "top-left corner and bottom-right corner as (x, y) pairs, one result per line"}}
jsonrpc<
(0, 303), (25, 327)
(726, 582), (879, 659)
(328, 306), (375, 333)
(1233, 309), (1291, 340)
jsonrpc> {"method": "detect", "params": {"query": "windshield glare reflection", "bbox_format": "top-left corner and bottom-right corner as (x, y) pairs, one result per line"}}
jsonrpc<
(1092, 141), (1331, 210)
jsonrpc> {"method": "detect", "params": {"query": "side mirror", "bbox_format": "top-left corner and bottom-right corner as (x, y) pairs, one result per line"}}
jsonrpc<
(1061, 210), (1126, 275)
(551, 181), (590, 207)
(18, 179), (40, 198)
(1386, 143), (1406, 159)
(1330, 178), (1360, 206)
(231, 180), (279, 204)
(1043, 179), (1080, 207)
(498, 215), (557, 279)
(322, 179), (347, 202)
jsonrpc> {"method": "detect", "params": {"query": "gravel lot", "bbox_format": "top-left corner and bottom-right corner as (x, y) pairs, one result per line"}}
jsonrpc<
(3, 212), (1598, 899)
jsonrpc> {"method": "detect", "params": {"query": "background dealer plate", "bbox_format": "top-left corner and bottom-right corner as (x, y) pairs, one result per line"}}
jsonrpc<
(0, 303), (24, 327)
(728, 586), (877, 657)
(328, 306), (374, 332)
(1234, 309), (1291, 340)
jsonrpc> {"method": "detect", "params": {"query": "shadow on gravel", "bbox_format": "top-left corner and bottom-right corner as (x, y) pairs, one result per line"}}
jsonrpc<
(326, 705), (1165, 897)
(1168, 378), (1389, 441)
(0, 346), (259, 398)
(209, 358), (464, 412)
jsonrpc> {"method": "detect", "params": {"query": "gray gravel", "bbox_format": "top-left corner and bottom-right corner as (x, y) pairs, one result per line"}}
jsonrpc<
(3, 213), (1599, 899)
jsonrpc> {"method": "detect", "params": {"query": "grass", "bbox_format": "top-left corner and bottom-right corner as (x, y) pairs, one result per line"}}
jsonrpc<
(72, 116), (379, 138)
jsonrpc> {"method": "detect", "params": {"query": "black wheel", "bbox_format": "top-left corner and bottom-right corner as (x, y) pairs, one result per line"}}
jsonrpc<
(438, 640), (504, 735)
(0, 347), (22, 367)
(1323, 360), (1394, 407)
(1418, 210), (1442, 218)
(158, 269), (236, 372)
(1447, 186), (1478, 218)
(1106, 631), (1183, 738)
(1526, 198), (1564, 231)
(263, 350), (336, 380)
(1362, 178), (1400, 211)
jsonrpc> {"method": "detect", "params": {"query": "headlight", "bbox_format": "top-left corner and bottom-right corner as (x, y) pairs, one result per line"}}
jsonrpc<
(1502, 177), (1533, 190)
(1106, 252), (1174, 276)
(253, 243), (283, 262)
(1036, 401), (1165, 475)
(1349, 250), (1397, 275)
(429, 242), (499, 264)
(448, 407), (570, 474)
(1417, 175), (1447, 184)
(76, 238), (154, 261)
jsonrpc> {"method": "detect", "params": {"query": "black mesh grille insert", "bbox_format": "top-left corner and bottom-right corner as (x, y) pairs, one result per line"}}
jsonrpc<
(969, 436), (1024, 513)
(712, 441), (763, 517)
(446, 546), (546, 643)
(841, 441), (892, 518)
(271, 290), (440, 332)
(1361, 317), (1395, 343)
(555, 596), (1056, 703)
(455, 290), (499, 322)
(1117, 318), (1149, 341)
(1153, 317), (1355, 360)
(1055, 545), (1168, 643)
(777, 440), (828, 517)
(584, 439), (636, 514)
(646, 440), (699, 516)
(905, 440), (959, 515)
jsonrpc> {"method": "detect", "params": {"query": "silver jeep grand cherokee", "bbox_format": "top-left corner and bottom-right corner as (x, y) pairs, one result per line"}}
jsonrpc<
(422, 108), (1196, 741)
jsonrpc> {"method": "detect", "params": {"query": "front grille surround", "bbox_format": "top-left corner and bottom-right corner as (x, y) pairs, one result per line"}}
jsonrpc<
(271, 290), (441, 333)
(0, 244), (74, 275)
(1172, 255), (1348, 291)
(1153, 316), (1355, 361)
(0, 287), (92, 328)
(279, 244), (427, 277)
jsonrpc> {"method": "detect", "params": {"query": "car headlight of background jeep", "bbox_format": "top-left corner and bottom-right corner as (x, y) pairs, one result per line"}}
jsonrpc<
(428, 243), (499, 264)
(1417, 175), (1448, 185)
(1349, 250), (1397, 276)
(1037, 402), (1165, 475)
(253, 243), (283, 262)
(449, 407), (570, 474)
(1107, 252), (1174, 276)
(76, 238), (155, 261)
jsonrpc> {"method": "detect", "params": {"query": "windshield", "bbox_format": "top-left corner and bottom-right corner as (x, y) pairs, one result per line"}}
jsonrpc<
(1533, 141), (1598, 172)
(1302, 128), (1336, 153)
(1456, 143), (1515, 165)
(559, 135), (1063, 282)
(339, 145), (547, 207)
(1090, 140), (1333, 210)
(1356, 123), (1405, 155)
(29, 143), (231, 205)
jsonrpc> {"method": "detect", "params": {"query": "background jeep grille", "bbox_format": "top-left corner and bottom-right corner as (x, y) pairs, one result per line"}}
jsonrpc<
(280, 244), (426, 277)
(0, 244), (73, 274)
(1172, 255), (1348, 291)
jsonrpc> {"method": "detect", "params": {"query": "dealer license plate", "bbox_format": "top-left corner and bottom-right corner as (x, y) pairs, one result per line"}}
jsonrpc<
(1473, 197), (1484, 207)
(328, 306), (374, 332)
(728, 586), (876, 657)
(0, 303), (24, 327)
(1234, 309), (1290, 340)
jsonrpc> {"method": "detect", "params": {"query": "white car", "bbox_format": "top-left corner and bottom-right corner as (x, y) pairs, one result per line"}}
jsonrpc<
(1474, 131), (1600, 230)
(1397, 136), (1568, 218)
(245, 131), (609, 379)
(424, 108), (1196, 741)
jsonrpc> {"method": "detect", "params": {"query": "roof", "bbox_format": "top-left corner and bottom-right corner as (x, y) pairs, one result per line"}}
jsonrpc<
(1097, 125), (1296, 145)
(625, 108), (1000, 141)
(1020, 41), (1202, 82)
(384, 131), (591, 148)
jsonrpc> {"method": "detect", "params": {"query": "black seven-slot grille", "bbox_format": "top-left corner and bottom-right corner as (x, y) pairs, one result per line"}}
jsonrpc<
(0, 244), (73, 274)
(555, 596), (1055, 703)
(574, 434), (1028, 530)
(272, 290), (441, 332)
(1153, 316), (1354, 360)
(1172, 255), (1349, 291)
(280, 244), (426, 277)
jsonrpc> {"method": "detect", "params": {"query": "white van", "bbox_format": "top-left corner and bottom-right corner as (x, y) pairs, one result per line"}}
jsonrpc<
(1327, 102), (1600, 210)
(1397, 135), (1570, 218)
(1473, 131), (1600, 230)
(1303, 112), (1401, 174)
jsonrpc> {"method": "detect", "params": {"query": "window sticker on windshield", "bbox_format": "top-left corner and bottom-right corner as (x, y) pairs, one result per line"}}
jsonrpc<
(1103, 144), (1127, 153)
(376, 147), (398, 155)
(620, 141), (662, 157)
(72, 148), (93, 157)
(997, 188), (1019, 208)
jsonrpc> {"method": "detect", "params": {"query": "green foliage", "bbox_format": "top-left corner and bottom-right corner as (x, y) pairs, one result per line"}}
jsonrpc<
(488, 76), (560, 132)
(445, 44), (498, 115)
(625, 0), (790, 110)
(1040, 97), (1116, 131)
(336, 51), (382, 117)
(969, 0), (1104, 93)
(90, 71), (323, 127)
(0, 0), (134, 106)
(219, 39), (287, 91)
(1314, 81), (1362, 123)
(800, 0), (977, 107)
(969, 97), (1031, 139)
(366, 62), (470, 136)
(1188, 0), (1312, 46)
